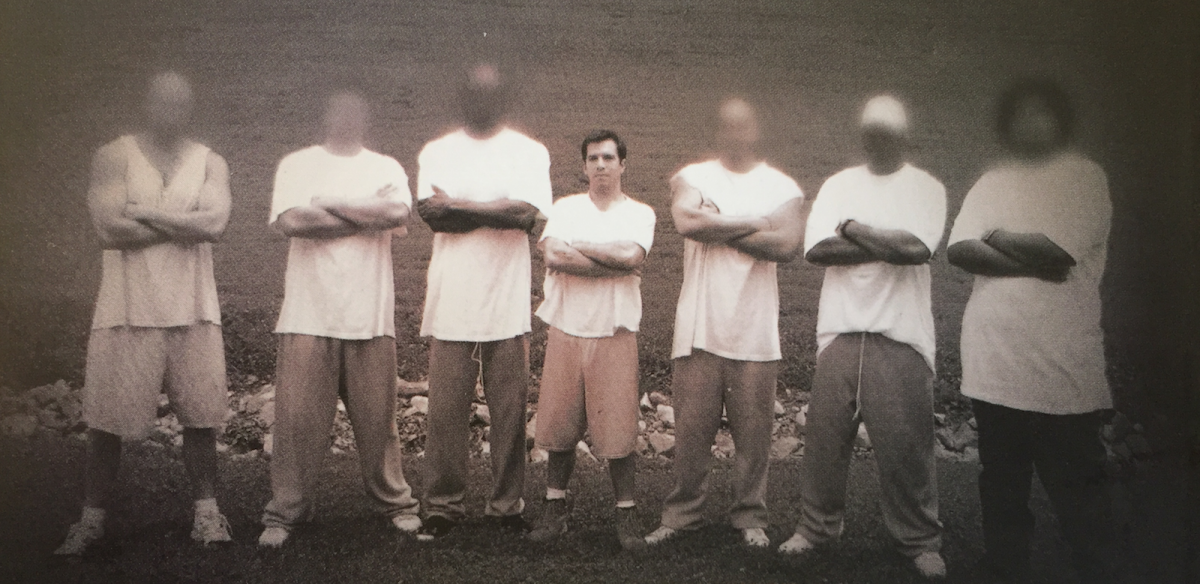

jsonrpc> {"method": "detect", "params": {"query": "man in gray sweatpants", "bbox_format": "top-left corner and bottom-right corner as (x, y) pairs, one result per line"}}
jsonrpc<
(780, 95), (948, 580)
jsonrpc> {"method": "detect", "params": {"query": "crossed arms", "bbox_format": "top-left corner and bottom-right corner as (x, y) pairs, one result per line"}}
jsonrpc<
(670, 175), (805, 262)
(540, 238), (646, 278)
(88, 144), (232, 250)
(946, 230), (1075, 282)
(273, 185), (410, 239)
(416, 186), (541, 234)
(805, 220), (932, 266)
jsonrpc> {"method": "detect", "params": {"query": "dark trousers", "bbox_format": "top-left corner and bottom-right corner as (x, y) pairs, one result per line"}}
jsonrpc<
(973, 399), (1123, 583)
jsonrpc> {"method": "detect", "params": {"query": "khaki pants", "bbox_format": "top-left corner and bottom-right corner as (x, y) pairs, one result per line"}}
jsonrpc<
(262, 334), (419, 529)
(660, 350), (777, 530)
(424, 336), (528, 519)
(795, 332), (941, 556)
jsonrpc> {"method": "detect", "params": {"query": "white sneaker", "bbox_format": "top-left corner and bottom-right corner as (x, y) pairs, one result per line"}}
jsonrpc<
(191, 509), (233, 544)
(54, 519), (104, 556)
(742, 527), (770, 548)
(913, 551), (947, 579)
(778, 532), (816, 555)
(643, 525), (677, 546)
(258, 526), (290, 548)
(391, 514), (422, 534)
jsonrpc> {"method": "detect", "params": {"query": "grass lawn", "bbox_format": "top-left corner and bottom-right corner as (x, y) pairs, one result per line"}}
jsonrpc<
(0, 435), (1088, 584)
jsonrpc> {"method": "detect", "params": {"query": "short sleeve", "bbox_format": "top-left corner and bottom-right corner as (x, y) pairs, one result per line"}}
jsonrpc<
(415, 142), (439, 201)
(947, 172), (1000, 246)
(905, 176), (947, 254)
(385, 158), (412, 210)
(511, 142), (553, 216)
(1039, 162), (1111, 261)
(629, 204), (657, 253)
(269, 153), (308, 224)
(803, 174), (845, 253)
(539, 198), (572, 243)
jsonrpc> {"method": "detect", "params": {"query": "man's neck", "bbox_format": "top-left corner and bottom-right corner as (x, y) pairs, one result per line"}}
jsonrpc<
(465, 123), (503, 140)
(719, 151), (760, 174)
(588, 185), (625, 210)
(141, 130), (186, 154)
(323, 140), (363, 157)
(867, 159), (905, 176)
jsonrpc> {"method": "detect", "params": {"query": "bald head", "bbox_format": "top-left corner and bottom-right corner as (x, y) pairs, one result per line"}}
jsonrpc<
(323, 91), (369, 148)
(145, 71), (193, 135)
(459, 63), (511, 134)
(715, 98), (760, 164)
(859, 94), (909, 175)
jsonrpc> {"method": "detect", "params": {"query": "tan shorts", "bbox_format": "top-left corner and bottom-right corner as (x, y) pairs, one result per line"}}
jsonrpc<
(535, 327), (639, 459)
(83, 324), (228, 439)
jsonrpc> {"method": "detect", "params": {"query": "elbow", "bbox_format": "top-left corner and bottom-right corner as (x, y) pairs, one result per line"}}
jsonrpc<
(885, 243), (932, 265)
(804, 249), (832, 266)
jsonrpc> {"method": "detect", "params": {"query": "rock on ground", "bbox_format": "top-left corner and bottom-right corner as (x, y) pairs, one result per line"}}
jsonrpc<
(771, 436), (801, 460)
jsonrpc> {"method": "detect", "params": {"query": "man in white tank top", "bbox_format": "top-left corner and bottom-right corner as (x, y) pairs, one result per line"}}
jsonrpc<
(56, 72), (234, 556)
(645, 99), (806, 549)
(257, 90), (421, 548)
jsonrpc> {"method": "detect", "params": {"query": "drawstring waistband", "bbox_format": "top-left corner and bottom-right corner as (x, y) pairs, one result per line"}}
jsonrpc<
(852, 332), (866, 422)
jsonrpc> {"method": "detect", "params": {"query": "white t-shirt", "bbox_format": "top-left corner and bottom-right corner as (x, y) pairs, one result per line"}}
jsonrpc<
(948, 151), (1112, 414)
(270, 145), (411, 339)
(417, 128), (553, 342)
(803, 164), (947, 371)
(535, 193), (657, 338)
(672, 160), (804, 361)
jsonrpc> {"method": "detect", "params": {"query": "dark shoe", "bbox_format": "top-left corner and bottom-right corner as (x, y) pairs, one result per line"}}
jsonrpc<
(528, 498), (570, 542)
(498, 513), (531, 533)
(615, 507), (646, 551)
(415, 515), (457, 541)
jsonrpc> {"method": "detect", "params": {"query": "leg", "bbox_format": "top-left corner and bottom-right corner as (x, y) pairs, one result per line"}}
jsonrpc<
(973, 399), (1036, 576)
(659, 351), (726, 531)
(608, 455), (637, 504)
(793, 334), (866, 544)
(535, 327), (588, 484)
(478, 335), (530, 517)
(83, 429), (123, 509)
(167, 323), (229, 503)
(1032, 411), (1124, 584)
(262, 334), (342, 530)
(857, 335), (941, 557)
(546, 450), (577, 492)
(723, 358), (777, 530)
(423, 339), (479, 521)
(341, 336), (420, 521)
(182, 428), (217, 500)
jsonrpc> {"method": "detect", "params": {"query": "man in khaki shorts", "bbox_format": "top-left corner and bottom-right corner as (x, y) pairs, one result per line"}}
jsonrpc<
(258, 88), (421, 548)
(527, 130), (656, 550)
(56, 71), (234, 555)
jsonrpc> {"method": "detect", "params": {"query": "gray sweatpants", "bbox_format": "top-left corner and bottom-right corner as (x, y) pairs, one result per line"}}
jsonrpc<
(794, 332), (942, 556)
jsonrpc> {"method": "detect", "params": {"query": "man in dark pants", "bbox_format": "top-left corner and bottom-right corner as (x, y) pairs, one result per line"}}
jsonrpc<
(947, 79), (1127, 583)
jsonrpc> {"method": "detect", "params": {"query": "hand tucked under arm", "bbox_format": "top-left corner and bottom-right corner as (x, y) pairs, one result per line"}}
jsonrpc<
(541, 238), (637, 278)
(314, 185), (409, 231)
(728, 198), (806, 262)
(671, 176), (767, 244)
(984, 229), (1076, 270)
(272, 206), (361, 239)
(126, 153), (233, 244)
(839, 220), (932, 265)
(87, 143), (170, 250)
(416, 195), (482, 233)
(570, 240), (646, 271)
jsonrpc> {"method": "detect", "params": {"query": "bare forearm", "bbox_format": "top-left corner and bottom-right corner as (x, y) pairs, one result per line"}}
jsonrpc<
(805, 237), (879, 266)
(673, 207), (764, 243)
(947, 240), (1065, 280)
(543, 240), (635, 278)
(451, 199), (540, 231)
(135, 209), (227, 243)
(274, 207), (361, 239)
(986, 230), (1075, 269)
(319, 198), (408, 230)
(98, 219), (169, 250)
(571, 241), (646, 270)
(841, 221), (931, 265)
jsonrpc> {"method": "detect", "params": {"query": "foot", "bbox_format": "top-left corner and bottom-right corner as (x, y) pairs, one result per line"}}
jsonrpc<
(54, 519), (105, 556)
(498, 513), (531, 533)
(415, 515), (457, 542)
(391, 514), (422, 534)
(742, 527), (770, 548)
(528, 498), (570, 543)
(192, 508), (233, 545)
(614, 507), (646, 551)
(257, 526), (290, 548)
(913, 551), (947, 579)
(643, 525), (677, 546)
(778, 532), (816, 555)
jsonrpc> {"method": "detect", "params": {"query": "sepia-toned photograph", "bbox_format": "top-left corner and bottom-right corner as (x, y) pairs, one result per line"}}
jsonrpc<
(0, 1), (1196, 582)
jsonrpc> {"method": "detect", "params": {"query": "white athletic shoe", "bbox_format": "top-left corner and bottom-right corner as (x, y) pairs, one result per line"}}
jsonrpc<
(778, 532), (816, 555)
(742, 527), (770, 548)
(191, 509), (233, 544)
(643, 525), (677, 546)
(258, 526), (290, 548)
(54, 519), (104, 556)
(913, 551), (947, 579)
(391, 514), (422, 534)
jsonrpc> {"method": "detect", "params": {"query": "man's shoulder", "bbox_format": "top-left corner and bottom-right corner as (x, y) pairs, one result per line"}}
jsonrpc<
(674, 159), (720, 182)
(280, 145), (324, 165)
(622, 196), (657, 218)
(900, 164), (946, 192)
(755, 163), (803, 192)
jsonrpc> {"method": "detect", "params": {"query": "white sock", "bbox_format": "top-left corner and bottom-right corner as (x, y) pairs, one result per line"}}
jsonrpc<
(81, 506), (106, 526)
(194, 498), (219, 514)
(545, 488), (568, 500)
(615, 500), (636, 509)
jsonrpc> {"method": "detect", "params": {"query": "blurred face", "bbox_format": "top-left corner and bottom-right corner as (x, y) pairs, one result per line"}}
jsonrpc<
(584, 140), (625, 189)
(861, 126), (906, 172)
(145, 73), (193, 135)
(323, 93), (368, 145)
(1008, 96), (1062, 154)
(459, 65), (508, 131)
(716, 99), (760, 154)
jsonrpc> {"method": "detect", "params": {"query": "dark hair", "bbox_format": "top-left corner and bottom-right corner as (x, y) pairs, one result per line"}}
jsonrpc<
(580, 129), (627, 162)
(995, 78), (1074, 148)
